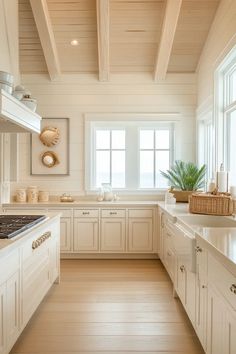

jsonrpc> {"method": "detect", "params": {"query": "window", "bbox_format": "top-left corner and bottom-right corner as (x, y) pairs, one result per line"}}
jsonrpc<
(198, 117), (213, 182)
(86, 120), (174, 191)
(139, 129), (170, 188)
(215, 47), (236, 185)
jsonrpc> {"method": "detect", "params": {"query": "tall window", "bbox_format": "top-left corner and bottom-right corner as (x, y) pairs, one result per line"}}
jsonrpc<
(86, 120), (174, 191)
(216, 49), (236, 185)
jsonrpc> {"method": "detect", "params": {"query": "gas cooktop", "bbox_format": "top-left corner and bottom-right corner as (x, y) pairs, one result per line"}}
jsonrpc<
(0, 215), (47, 239)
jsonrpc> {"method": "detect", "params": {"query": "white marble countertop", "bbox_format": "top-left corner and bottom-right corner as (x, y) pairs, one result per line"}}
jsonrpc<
(3, 200), (160, 207)
(158, 201), (236, 275)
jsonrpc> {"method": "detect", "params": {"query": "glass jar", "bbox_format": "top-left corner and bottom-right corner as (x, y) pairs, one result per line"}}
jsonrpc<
(101, 183), (114, 201)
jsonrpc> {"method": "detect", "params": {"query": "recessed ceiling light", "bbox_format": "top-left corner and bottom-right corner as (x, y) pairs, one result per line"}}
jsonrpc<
(70, 39), (79, 46)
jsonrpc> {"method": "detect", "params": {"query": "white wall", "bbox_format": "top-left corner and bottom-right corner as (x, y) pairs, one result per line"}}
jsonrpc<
(11, 73), (197, 196)
(197, 0), (236, 111)
(0, 0), (19, 82)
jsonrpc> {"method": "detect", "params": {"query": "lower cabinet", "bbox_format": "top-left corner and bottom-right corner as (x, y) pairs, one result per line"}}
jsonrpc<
(6, 271), (20, 350)
(128, 209), (153, 252)
(0, 283), (6, 354)
(101, 218), (126, 252)
(176, 256), (196, 326)
(74, 218), (99, 252)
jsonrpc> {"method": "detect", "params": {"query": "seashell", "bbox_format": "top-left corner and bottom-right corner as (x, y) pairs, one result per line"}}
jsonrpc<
(41, 151), (60, 168)
(39, 126), (60, 147)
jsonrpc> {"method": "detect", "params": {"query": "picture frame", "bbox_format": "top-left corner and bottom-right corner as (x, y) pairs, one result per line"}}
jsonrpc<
(31, 117), (69, 175)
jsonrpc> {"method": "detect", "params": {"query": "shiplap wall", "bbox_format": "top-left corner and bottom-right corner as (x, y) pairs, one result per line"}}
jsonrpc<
(11, 73), (197, 196)
(197, 0), (236, 110)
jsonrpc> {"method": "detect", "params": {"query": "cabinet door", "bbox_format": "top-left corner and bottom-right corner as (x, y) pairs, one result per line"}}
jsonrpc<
(159, 211), (164, 261)
(60, 217), (72, 252)
(207, 285), (224, 354)
(185, 269), (196, 326)
(195, 251), (208, 350)
(128, 218), (153, 252)
(0, 283), (6, 354)
(163, 231), (176, 282)
(101, 218), (125, 252)
(6, 271), (20, 351)
(224, 309), (236, 354)
(176, 258), (186, 304)
(73, 218), (99, 252)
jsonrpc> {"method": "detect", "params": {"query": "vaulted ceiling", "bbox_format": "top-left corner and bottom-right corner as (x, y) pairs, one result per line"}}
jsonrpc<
(19, 0), (220, 81)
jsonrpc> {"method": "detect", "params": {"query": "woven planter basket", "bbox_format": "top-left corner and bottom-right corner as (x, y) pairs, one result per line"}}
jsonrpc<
(189, 193), (233, 216)
(170, 190), (193, 203)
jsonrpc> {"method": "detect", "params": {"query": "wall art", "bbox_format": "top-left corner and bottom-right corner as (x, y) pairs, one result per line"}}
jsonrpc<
(31, 117), (69, 175)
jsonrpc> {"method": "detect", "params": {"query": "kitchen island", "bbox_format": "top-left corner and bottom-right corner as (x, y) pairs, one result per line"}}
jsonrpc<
(0, 212), (60, 354)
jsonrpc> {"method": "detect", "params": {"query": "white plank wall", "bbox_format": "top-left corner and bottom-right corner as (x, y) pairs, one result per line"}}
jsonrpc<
(11, 73), (197, 196)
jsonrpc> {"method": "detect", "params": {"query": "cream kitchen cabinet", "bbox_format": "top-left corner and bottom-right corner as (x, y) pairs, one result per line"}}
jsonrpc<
(73, 209), (99, 252)
(101, 209), (126, 252)
(206, 253), (236, 354)
(128, 209), (153, 252)
(0, 249), (20, 354)
(162, 218), (176, 282)
(48, 208), (72, 252)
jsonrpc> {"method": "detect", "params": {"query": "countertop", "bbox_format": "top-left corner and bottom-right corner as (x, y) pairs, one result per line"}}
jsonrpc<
(158, 202), (236, 275)
(2, 200), (160, 207)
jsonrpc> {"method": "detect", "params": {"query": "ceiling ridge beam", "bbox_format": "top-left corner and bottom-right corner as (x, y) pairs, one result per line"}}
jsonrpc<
(96, 0), (110, 82)
(154, 0), (182, 82)
(30, 0), (61, 81)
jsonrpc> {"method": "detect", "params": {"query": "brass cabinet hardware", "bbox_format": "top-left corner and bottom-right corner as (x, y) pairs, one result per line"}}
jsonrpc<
(32, 231), (51, 250)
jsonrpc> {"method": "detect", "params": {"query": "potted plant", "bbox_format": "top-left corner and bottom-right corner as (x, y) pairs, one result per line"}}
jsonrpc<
(160, 160), (207, 202)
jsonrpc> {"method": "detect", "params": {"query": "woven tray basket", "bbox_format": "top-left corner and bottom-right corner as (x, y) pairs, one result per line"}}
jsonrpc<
(189, 193), (233, 216)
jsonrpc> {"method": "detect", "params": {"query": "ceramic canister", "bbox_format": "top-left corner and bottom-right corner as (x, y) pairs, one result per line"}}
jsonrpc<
(38, 191), (49, 202)
(16, 189), (27, 203)
(27, 186), (38, 203)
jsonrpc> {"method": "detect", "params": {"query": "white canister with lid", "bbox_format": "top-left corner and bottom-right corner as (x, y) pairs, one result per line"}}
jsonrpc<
(38, 190), (49, 202)
(16, 189), (27, 203)
(27, 186), (38, 203)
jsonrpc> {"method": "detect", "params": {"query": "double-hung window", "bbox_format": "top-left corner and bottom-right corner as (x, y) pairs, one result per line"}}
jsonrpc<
(86, 120), (174, 191)
(216, 47), (236, 185)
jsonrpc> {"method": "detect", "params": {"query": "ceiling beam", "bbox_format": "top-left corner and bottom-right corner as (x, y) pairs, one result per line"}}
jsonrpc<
(96, 0), (109, 81)
(154, 0), (182, 81)
(29, 0), (61, 81)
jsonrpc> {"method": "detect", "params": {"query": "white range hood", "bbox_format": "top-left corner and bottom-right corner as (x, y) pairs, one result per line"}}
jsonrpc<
(0, 89), (41, 133)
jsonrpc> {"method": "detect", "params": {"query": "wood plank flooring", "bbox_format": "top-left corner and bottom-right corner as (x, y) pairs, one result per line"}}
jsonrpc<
(11, 259), (204, 354)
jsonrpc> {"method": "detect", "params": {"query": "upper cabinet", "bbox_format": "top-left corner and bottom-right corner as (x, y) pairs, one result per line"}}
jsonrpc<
(0, 90), (41, 133)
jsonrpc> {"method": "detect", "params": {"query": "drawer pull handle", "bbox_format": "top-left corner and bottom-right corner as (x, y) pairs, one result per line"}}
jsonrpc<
(110, 212), (117, 215)
(167, 252), (171, 257)
(195, 246), (202, 253)
(230, 284), (236, 294)
(202, 285), (207, 289)
(82, 212), (90, 215)
(166, 232), (172, 238)
(180, 265), (185, 272)
(32, 231), (51, 250)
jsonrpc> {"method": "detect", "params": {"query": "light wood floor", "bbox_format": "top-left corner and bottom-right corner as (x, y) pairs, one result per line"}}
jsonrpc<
(11, 259), (204, 354)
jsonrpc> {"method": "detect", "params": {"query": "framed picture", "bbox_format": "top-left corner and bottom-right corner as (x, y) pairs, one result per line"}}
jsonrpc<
(31, 118), (69, 175)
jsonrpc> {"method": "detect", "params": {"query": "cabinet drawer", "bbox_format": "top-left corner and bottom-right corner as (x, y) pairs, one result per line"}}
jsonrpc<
(208, 254), (236, 311)
(74, 209), (99, 218)
(101, 209), (126, 218)
(128, 209), (153, 218)
(48, 208), (72, 217)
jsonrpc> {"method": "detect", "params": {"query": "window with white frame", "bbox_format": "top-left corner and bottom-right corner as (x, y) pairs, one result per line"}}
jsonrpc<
(216, 48), (236, 186)
(198, 117), (213, 182)
(85, 120), (174, 191)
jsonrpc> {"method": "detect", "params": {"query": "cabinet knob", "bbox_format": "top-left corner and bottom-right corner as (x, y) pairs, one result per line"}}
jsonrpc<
(202, 285), (207, 289)
(195, 246), (202, 253)
(180, 265), (185, 272)
(230, 284), (236, 294)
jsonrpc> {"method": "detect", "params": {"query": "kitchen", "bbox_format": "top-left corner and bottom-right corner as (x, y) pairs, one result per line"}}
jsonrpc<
(0, 0), (236, 353)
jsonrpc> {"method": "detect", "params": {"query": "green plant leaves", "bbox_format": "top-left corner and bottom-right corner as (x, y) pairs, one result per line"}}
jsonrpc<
(160, 160), (206, 191)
